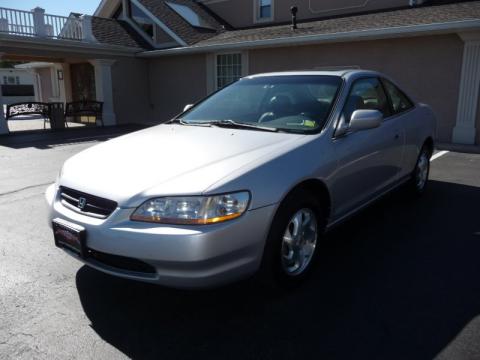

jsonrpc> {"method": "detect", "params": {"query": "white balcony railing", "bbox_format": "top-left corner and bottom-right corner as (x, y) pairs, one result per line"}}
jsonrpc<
(0, 7), (35, 36)
(0, 6), (92, 42)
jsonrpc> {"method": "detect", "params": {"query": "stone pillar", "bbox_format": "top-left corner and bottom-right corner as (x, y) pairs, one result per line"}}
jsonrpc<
(89, 59), (116, 126)
(32, 7), (47, 38)
(0, 53), (8, 135)
(453, 32), (480, 145)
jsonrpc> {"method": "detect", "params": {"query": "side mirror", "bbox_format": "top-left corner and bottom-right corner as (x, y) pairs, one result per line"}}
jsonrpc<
(183, 104), (194, 112)
(349, 109), (383, 132)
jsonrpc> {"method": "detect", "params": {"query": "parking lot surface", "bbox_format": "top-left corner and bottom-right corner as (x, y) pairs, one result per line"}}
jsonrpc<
(1, 130), (480, 360)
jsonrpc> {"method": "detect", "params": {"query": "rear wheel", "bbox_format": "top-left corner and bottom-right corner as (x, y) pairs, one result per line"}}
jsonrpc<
(257, 188), (326, 289)
(408, 145), (431, 196)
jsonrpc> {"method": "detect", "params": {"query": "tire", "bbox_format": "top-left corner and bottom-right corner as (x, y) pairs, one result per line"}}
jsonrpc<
(256, 188), (326, 289)
(407, 145), (431, 196)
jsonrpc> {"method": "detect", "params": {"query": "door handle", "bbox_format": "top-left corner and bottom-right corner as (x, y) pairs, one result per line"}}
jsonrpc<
(394, 134), (400, 140)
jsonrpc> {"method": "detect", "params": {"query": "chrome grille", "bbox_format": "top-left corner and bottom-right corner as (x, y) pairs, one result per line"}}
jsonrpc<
(59, 187), (117, 219)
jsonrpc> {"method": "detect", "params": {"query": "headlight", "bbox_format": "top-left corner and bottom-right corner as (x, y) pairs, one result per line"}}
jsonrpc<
(130, 191), (250, 225)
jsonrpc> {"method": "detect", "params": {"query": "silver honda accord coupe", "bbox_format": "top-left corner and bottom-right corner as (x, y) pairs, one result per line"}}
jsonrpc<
(46, 70), (436, 289)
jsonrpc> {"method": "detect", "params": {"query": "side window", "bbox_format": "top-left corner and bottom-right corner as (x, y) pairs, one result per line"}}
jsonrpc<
(382, 79), (414, 114)
(343, 77), (390, 123)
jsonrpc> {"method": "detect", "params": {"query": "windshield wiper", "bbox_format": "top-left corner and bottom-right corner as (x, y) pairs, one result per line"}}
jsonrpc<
(169, 118), (279, 132)
(168, 118), (212, 127)
(207, 120), (278, 132)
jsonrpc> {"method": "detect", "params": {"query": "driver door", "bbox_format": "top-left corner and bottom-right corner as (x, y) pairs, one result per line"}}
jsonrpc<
(330, 77), (403, 219)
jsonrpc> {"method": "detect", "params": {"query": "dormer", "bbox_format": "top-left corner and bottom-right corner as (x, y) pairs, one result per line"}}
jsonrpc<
(95, 0), (226, 48)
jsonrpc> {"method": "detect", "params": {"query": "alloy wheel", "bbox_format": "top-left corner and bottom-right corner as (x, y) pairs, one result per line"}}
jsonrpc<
(281, 208), (318, 276)
(416, 151), (429, 191)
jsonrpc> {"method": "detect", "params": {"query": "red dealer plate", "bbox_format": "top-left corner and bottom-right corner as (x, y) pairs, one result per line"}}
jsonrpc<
(53, 218), (86, 258)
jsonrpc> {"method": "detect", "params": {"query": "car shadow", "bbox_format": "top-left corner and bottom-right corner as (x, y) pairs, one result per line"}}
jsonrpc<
(0, 124), (147, 150)
(76, 180), (480, 359)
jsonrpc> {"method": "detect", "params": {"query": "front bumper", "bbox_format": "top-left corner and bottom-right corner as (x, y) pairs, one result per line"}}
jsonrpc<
(46, 184), (276, 289)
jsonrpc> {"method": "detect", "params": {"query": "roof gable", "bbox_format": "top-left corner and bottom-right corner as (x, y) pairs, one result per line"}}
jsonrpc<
(137, 0), (226, 45)
(92, 16), (148, 49)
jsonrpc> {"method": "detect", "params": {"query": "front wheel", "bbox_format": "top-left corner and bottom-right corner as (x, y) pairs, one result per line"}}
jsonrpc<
(280, 208), (318, 276)
(256, 188), (326, 289)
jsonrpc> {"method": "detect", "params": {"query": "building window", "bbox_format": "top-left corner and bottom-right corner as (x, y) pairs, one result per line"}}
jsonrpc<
(165, 2), (215, 30)
(3, 75), (20, 85)
(127, 1), (155, 40)
(216, 53), (242, 89)
(256, 0), (273, 22)
(3, 76), (17, 85)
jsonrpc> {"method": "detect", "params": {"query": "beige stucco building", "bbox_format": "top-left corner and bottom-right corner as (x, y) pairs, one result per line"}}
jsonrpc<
(0, 0), (479, 145)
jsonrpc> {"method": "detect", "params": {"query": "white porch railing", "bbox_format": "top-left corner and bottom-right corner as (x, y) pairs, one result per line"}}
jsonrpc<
(0, 6), (89, 41)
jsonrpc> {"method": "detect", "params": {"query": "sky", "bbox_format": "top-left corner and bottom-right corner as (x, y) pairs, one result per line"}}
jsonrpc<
(1, 0), (100, 16)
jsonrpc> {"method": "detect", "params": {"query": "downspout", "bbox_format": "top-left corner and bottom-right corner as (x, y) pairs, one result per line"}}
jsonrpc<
(146, 59), (155, 120)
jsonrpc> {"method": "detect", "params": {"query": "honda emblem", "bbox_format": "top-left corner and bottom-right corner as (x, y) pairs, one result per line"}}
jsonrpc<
(78, 197), (87, 210)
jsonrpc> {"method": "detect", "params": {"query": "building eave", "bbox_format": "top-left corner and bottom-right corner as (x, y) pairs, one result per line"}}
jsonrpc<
(14, 62), (55, 69)
(0, 33), (142, 57)
(138, 19), (480, 57)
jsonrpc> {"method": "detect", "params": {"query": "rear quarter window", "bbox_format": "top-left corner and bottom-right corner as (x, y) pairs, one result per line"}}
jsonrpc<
(382, 79), (414, 115)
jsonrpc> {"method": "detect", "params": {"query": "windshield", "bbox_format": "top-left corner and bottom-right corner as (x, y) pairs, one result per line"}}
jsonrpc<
(180, 75), (343, 133)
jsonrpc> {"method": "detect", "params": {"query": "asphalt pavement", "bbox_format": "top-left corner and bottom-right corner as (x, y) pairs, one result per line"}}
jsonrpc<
(1, 129), (480, 360)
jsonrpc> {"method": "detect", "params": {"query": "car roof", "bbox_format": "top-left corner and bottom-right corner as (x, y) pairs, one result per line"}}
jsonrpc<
(245, 69), (380, 79)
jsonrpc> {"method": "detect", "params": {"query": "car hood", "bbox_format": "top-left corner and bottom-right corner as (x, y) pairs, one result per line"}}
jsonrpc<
(59, 124), (305, 207)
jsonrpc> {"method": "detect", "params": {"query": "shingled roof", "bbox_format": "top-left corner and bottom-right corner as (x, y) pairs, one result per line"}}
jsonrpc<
(91, 16), (148, 49)
(190, 1), (480, 48)
(90, 0), (480, 52)
(137, 0), (226, 45)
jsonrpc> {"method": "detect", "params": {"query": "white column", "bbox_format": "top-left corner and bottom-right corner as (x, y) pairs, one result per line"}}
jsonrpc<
(32, 7), (47, 38)
(453, 32), (480, 145)
(89, 59), (116, 126)
(0, 82), (8, 134)
(0, 18), (8, 33)
(50, 64), (62, 102)
(81, 15), (98, 43)
(0, 53), (8, 134)
(61, 63), (73, 103)
(49, 64), (60, 101)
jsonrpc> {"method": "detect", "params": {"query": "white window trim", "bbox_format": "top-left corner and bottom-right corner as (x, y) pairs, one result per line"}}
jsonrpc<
(110, 1), (125, 20)
(124, 0), (188, 47)
(253, 0), (274, 24)
(213, 51), (249, 90)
